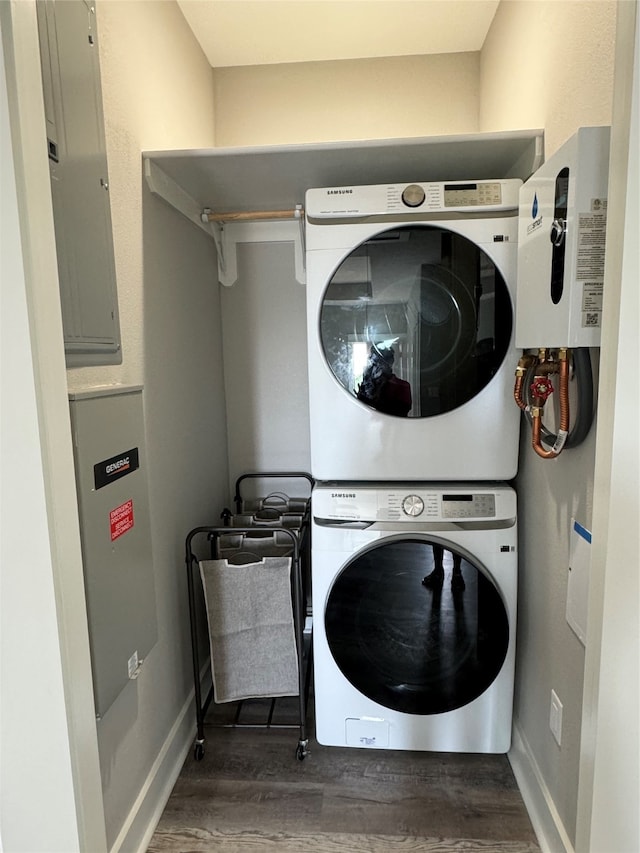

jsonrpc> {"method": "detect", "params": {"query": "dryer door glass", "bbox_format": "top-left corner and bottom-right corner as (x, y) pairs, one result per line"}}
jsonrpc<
(324, 539), (510, 715)
(319, 225), (512, 417)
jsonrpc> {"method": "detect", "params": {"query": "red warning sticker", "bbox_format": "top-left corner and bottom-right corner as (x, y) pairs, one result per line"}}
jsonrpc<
(110, 499), (134, 541)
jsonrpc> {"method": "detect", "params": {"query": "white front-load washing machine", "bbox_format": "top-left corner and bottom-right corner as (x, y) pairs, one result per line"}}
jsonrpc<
(311, 482), (517, 753)
(305, 179), (522, 481)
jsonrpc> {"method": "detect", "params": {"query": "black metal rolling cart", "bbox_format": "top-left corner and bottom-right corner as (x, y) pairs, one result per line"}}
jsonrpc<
(185, 472), (313, 761)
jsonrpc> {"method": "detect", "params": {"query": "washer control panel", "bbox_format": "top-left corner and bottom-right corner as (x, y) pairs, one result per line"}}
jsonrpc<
(314, 484), (506, 523)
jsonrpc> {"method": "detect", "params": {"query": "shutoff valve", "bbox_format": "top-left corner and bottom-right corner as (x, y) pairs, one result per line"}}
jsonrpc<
(530, 376), (554, 402)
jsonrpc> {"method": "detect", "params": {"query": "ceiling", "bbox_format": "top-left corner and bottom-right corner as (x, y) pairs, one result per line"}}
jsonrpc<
(177, 0), (500, 69)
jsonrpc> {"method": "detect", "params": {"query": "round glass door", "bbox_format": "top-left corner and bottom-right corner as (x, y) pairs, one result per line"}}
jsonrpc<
(325, 539), (509, 715)
(319, 225), (512, 417)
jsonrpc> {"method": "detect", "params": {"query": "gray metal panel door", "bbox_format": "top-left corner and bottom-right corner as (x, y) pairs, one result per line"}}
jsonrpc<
(69, 386), (157, 717)
(37, 0), (122, 365)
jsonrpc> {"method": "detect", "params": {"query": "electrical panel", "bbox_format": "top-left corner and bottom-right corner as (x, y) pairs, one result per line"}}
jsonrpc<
(516, 126), (610, 348)
(69, 386), (157, 717)
(37, 0), (122, 366)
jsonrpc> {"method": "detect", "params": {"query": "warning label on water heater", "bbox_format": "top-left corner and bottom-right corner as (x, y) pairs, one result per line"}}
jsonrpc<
(110, 499), (134, 541)
(577, 204), (607, 328)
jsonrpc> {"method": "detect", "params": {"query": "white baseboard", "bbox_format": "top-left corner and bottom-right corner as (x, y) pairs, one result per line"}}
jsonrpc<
(110, 669), (212, 853)
(509, 721), (576, 853)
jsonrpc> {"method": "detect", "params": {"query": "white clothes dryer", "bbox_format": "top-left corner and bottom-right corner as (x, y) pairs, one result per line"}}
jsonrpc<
(305, 180), (522, 481)
(311, 482), (517, 753)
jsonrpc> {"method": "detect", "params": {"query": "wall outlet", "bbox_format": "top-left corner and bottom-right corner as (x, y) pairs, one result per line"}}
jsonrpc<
(550, 689), (563, 746)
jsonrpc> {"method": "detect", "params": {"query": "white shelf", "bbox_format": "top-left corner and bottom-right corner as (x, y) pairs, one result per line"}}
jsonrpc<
(142, 130), (544, 285)
(143, 129), (544, 214)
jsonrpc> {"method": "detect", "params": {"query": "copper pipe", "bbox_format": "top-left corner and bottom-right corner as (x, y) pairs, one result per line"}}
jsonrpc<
(514, 373), (527, 410)
(557, 348), (571, 433)
(514, 354), (538, 411)
(533, 360), (559, 378)
(530, 348), (571, 458)
(531, 407), (560, 458)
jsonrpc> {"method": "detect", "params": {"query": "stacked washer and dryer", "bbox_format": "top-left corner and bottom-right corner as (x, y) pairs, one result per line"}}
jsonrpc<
(305, 179), (521, 753)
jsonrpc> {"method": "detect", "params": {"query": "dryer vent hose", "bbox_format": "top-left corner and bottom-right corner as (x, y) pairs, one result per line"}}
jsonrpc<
(513, 348), (595, 458)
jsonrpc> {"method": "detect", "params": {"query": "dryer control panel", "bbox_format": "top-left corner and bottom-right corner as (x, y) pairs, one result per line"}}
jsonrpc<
(306, 179), (522, 219)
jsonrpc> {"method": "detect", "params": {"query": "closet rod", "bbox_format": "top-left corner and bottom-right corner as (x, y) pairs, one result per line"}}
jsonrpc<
(203, 207), (304, 223)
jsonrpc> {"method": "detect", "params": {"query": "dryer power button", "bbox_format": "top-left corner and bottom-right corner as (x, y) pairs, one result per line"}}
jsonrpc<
(403, 495), (424, 517)
(402, 184), (426, 208)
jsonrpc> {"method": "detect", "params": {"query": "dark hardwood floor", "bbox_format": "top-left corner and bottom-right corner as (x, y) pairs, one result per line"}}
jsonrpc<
(148, 695), (540, 853)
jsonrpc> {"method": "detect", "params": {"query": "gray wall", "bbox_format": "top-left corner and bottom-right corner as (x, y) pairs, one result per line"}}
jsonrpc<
(65, 2), (228, 848)
(480, 1), (617, 845)
(221, 240), (310, 488)
(213, 51), (480, 146)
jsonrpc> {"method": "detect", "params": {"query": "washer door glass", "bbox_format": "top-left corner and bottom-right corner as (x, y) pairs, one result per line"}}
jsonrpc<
(319, 225), (512, 417)
(324, 539), (510, 715)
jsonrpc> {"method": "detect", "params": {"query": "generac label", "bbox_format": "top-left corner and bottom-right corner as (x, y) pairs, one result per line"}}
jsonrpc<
(94, 447), (139, 490)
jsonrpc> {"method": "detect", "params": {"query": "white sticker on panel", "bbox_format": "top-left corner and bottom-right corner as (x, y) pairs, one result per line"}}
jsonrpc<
(566, 518), (592, 645)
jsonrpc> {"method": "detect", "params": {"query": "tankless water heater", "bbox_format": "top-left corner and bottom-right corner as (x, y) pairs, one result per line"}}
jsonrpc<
(516, 126), (610, 349)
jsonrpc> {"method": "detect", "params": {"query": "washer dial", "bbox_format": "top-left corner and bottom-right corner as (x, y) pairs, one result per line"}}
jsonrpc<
(402, 494), (424, 517)
(402, 184), (426, 208)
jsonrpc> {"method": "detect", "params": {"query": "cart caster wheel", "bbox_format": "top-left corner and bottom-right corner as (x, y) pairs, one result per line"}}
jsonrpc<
(194, 743), (205, 761)
(296, 742), (307, 761)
